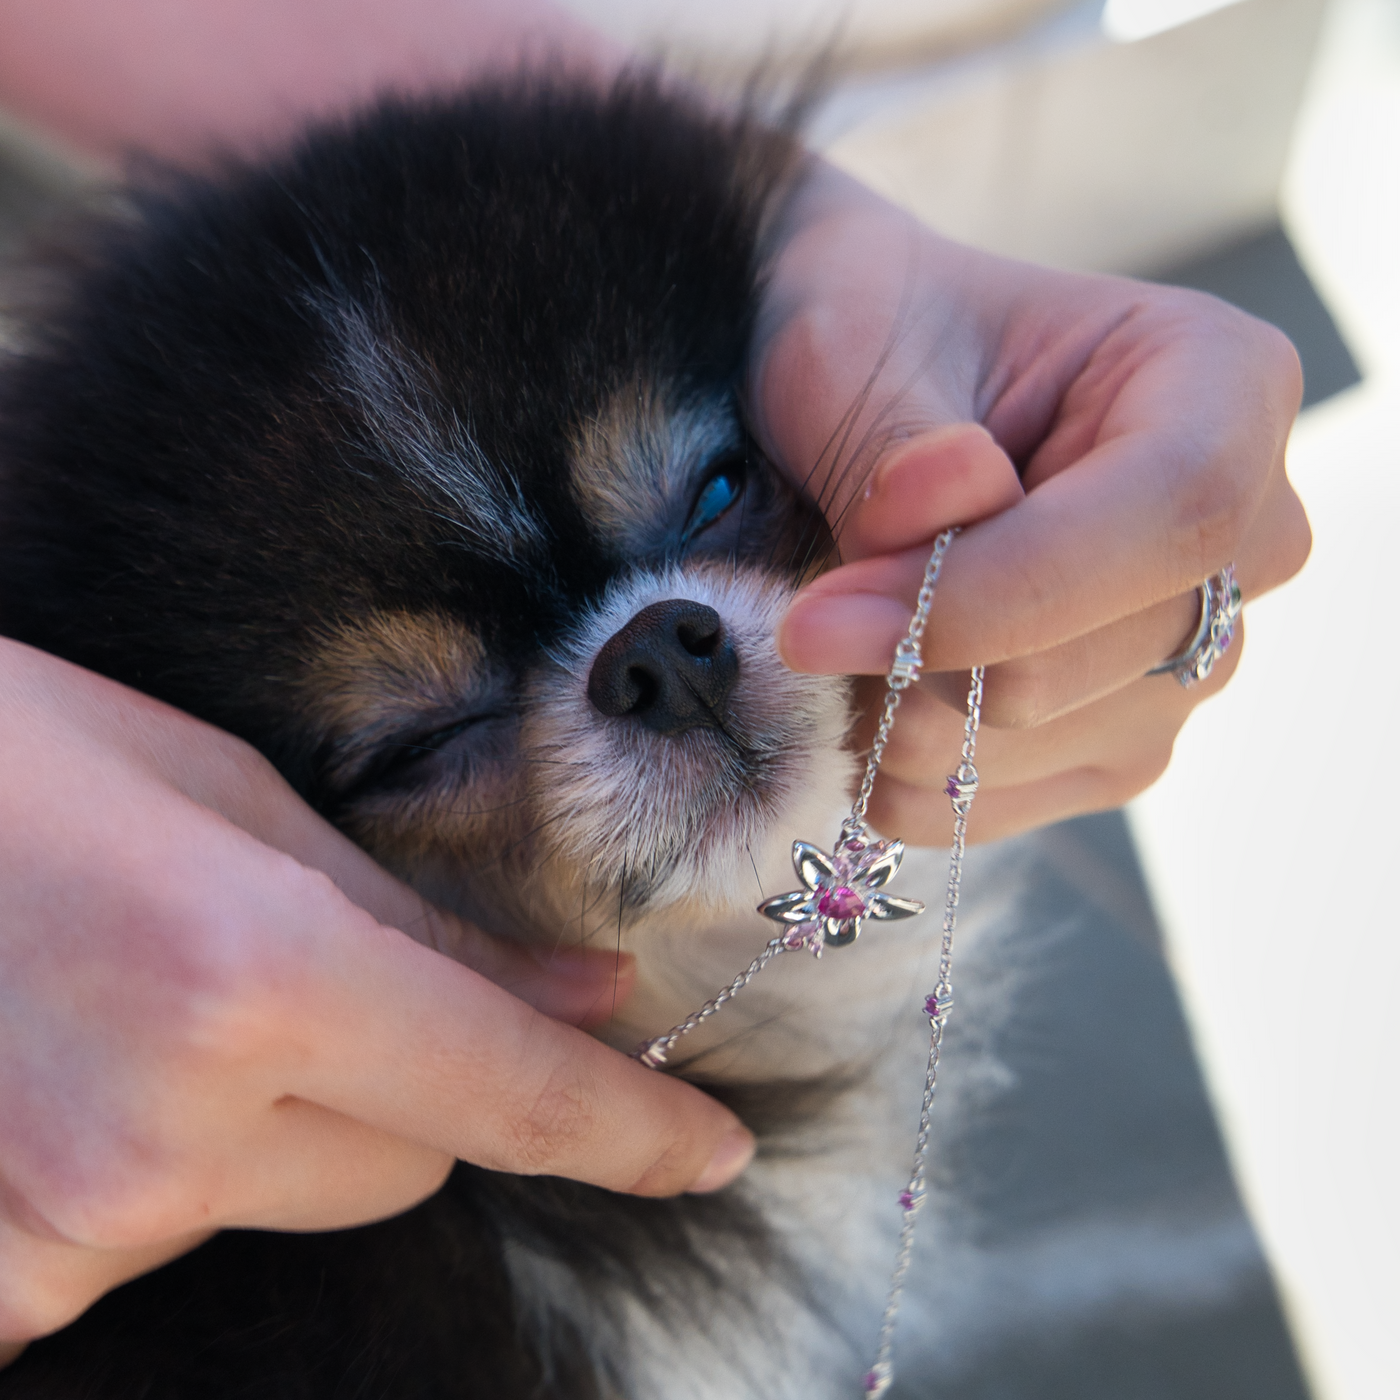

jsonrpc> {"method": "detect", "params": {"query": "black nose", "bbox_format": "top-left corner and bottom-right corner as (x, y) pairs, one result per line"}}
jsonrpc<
(586, 600), (739, 736)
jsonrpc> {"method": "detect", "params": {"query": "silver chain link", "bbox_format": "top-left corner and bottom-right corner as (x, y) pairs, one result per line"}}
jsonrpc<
(634, 936), (786, 1068)
(849, 528), (957, 830)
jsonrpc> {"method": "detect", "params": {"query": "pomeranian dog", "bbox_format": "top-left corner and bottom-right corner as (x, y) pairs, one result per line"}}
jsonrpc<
(0, 70), (1004, 1399)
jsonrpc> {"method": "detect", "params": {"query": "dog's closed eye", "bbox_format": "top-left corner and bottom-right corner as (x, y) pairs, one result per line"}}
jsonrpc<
(370, 709), (513, 783)
(682, 457), (747, 543)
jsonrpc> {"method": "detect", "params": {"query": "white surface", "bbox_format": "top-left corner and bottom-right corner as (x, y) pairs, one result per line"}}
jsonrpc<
(1102, 0), (1248, 42)
(823, 0), (1327, 274)
(564, 0), (1327, 277)
(1129, 3), (1400, 1398)
(558, 0), (1069, 65)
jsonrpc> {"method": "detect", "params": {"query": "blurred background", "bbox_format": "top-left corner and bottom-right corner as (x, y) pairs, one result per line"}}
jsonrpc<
(553, 1), (1398, 1396)
(1, 1), (1394, 1396)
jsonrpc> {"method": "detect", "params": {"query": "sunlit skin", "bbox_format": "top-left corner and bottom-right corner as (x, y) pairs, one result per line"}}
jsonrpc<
(755, 167), (1309, 844)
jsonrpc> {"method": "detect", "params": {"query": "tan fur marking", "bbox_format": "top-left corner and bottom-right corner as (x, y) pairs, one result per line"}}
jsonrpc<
(299, 610), (487, 773)
(570, 381), (739, 555)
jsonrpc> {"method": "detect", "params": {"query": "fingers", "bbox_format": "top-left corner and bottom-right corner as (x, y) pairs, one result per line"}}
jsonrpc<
(94, 809), (757, 1198)
(856, 629), (1239, 845)
(253, 868), (754, 1194)
(838, 423), (1025, 560)
(15, 642), (630, 1027)
(781, 459), (1201, 676)
(5, 783), (749, 1207)
(781, 431), (1307, 685)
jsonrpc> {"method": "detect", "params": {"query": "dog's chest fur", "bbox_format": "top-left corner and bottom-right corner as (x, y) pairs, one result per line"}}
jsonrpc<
(0, 74), (1004, 1399)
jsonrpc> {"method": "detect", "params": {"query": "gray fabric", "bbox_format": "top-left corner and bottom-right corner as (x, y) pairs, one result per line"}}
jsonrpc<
(895, 811), (1311, 1399)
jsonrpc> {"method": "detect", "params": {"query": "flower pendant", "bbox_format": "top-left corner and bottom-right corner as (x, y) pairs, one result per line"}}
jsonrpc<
(757, 831), (925, 954)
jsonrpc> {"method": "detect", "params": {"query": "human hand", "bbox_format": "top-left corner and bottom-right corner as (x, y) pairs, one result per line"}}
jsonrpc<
(0, 639), (752, 1361)
(751, 165), (1312, 844)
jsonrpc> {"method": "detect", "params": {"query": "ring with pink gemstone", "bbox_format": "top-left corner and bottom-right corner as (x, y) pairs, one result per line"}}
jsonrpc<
(1146, 562), (1242, 687)
(757, 831), (925, 949)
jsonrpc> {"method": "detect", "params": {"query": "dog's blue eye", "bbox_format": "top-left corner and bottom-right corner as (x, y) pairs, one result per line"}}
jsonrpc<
(684, 467), (744, 541)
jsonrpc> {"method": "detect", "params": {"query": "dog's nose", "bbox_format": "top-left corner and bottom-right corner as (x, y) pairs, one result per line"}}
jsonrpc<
(587, 600), (739, 735)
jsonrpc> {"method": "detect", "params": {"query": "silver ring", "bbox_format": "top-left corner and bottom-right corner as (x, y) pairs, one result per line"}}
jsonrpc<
(1147, 563), (1243, 688)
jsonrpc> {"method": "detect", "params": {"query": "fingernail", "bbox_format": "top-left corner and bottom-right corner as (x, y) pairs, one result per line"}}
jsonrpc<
(864, 442), (909, 500)
(687, 1127), (756, 1194)
(865, 425), (973, 499)
(778, 592), (912, 675)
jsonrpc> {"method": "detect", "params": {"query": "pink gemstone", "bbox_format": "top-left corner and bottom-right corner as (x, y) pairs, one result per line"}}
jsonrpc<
(864, 1368), (891, 1397)
(817, 885), (866, 920)
(924, 993), (940, 1018)
(835, 837), (889, 881)
(944, 776), (960, 799)
(781, 922), (819, 952)
(898, 1190), (915, 1209)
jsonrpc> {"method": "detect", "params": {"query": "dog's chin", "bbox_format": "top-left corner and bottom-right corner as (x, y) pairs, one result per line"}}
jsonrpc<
(386, 728), (857, 950)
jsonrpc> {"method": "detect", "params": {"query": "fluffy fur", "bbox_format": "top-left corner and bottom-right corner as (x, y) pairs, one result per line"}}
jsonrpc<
(0, 70), (915, 1398)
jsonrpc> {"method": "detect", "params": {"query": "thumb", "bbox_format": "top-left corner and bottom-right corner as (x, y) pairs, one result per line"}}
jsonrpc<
(779, 424), (1022, 673)
(837, 423), (1024, 561)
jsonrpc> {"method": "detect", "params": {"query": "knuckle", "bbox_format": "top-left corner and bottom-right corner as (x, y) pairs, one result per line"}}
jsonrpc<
(1085, 741), (1178, 812)
(12, 1157), (184, 1251)
(208, 733), (300, 825)
(1169, 449), (1256, 582)
(1148, 295), (1302, 579)
(1255, 486), (1314, 593)
(0, 1072), (200, 1251)
(1254, 319), (1305, 416)
(134, 915), (266, 1060)
(1108, 746), (1176, 805)
(158, 704), (287, 810)
(977, 656), (1058, 731)
(1279, 502), (1313, 582)
(507, 1069), (597, 1175)
(115, 855), (323, 1063)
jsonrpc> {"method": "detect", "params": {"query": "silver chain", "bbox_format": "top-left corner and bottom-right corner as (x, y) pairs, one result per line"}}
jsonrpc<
(848, 527), (956, 830)
(630, 528), (983, 1400)
(633, 935), (786, 1068)
(862, 662), (982, 1400)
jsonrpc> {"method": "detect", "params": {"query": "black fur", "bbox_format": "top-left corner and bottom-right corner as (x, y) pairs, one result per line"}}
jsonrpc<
(0, 72), (808, 790)
(0, 1079), (843, 1398)
(4, 1164), (790, 1400)
(0, 73), (836, 1397)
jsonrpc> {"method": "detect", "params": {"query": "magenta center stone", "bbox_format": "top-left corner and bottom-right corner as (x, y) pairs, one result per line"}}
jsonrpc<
(817, 884), (866, 920)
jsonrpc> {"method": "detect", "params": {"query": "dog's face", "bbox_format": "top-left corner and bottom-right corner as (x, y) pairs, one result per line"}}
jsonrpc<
(294, 373), (852, 941)
(0, 77), (856, 943)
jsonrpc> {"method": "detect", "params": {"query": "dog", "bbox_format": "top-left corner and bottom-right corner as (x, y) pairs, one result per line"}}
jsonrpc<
(0, 68), (981, 1399)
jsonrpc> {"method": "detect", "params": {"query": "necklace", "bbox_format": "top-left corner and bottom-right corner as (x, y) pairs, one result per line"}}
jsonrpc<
(632, 527), (983, 1399)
